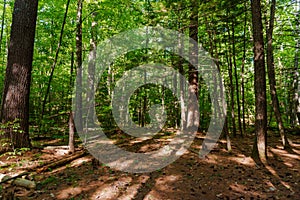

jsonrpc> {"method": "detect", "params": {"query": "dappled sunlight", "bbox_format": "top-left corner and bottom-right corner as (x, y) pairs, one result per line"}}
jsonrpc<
(56, 187), (83, 199)
(228, 154), (256, 167)
(264, 164), (292, 191)
(69, 157), (92, 167)
(91, 176), (132, 200)
(228, 183), (266, 199)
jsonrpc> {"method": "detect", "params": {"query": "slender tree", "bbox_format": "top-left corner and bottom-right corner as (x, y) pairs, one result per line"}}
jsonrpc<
(41, 0), (71, 119)
(187, 0), (199, 130)
(266, 0), (290, 149)
(251, 0), (268, 163)
(0, 0), (38, 149)
(75, 0), (83, 132)
(0, 0), (6, 56)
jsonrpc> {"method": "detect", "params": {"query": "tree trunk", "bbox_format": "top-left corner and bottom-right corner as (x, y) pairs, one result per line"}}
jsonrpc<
(0, 0), (6, 56)
(68, 112), (75, 153)
(232, 21), (243, 136)
(87, 15), (97, 127)
(251, 0), (268, 164)
(266, 0), (290, 149)
(178, 30), (186, 130)
(0, 0), (38, 149)
(225, 16), (237, 137)
(41, 0), (71, 120)
(187, 0), (199, 130)
(75, 0), (83, 132)
(241, 2), (247, 134)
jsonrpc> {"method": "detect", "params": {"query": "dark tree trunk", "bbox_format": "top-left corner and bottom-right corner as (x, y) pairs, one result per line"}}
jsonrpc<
(41, 0), (71, 119)
(251, 0), (268, 164)
(0, 0), (6, 56)
(232, 21), (243, 136)
(241, 2), (247, 134)
(225, 14), (236, 137)
(187, 0), (199, 130)
(0, 0), (38, 149)
(266, 0), (290, 149)
(291, 3), (300, 126)
(75, 0), (83, 132)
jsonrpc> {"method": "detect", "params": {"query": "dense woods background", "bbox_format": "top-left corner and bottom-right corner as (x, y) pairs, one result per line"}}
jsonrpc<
(0, 0), (299, 199)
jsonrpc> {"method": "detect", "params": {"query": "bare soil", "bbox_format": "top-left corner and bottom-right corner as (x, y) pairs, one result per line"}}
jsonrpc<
(0, 131), (299, 200)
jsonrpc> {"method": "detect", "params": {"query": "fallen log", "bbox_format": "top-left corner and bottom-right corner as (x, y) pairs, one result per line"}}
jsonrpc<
(36, 150), (88, 173)
(0, 172), (36, 189)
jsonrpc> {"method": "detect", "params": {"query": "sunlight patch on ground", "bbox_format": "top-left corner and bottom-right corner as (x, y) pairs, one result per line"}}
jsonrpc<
(91, 176), (132, 199)
(70, 157), (92, 167)
(229, 183), (266, 198)
(264, 164), (292, 191)
(228, 154), (256, 167)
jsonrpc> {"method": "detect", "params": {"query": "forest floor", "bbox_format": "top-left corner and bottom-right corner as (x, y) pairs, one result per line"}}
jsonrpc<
(0, 130), (299, 200)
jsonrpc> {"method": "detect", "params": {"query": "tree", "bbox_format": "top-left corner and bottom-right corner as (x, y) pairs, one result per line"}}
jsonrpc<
(0, 0), (38, 149)
(266, 0), (290, 149)
(75, 0), (83, 132)
(251, 0), (268, 163)
(187, 0), (199, 130)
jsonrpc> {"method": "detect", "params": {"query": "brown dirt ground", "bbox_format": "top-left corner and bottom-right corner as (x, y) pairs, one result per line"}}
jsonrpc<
(0, 131), (299, 200)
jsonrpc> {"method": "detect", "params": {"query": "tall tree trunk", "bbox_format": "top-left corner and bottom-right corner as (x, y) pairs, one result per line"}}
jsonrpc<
(75, 0), (83, 132)
(0, 0), (6, 56)
(291, 2), (300, 126)
(87, 15), (97, 127)
(187, 0), (199, 130)
(225, 14), (237, 137)
(226, 23), (236, 137)
(251, 0), (268, 164)
(0, 0), (38, 149)
(178, 30), (186, 130)
(68, 52), (76, 153)
(241, 2), (247, 134)
(266, 0), (290, 149)
(41, 0), (71, 119)
(232, 21), (243, 136)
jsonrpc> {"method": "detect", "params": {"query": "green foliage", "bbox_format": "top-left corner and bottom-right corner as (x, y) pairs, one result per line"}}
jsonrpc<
(0, 0), (298, 139)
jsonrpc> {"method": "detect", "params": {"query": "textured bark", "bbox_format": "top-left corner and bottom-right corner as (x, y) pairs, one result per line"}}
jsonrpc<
(251, 0), (268, 164)
(0, 0), (38, 149)
(266, 0), (290, 149)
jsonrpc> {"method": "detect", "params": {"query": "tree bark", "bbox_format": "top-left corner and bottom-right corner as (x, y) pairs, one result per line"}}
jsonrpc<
(251, 0), (268, 164)
(266, 0), (290, 149)
(75, 0), (83, 132)
(0, 0), (38, 149)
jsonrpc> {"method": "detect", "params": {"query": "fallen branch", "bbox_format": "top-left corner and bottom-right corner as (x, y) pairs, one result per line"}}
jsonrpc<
(0, 172), (29, 184)
(36, 150), (87, 173)
(0, 172), (36, 189)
